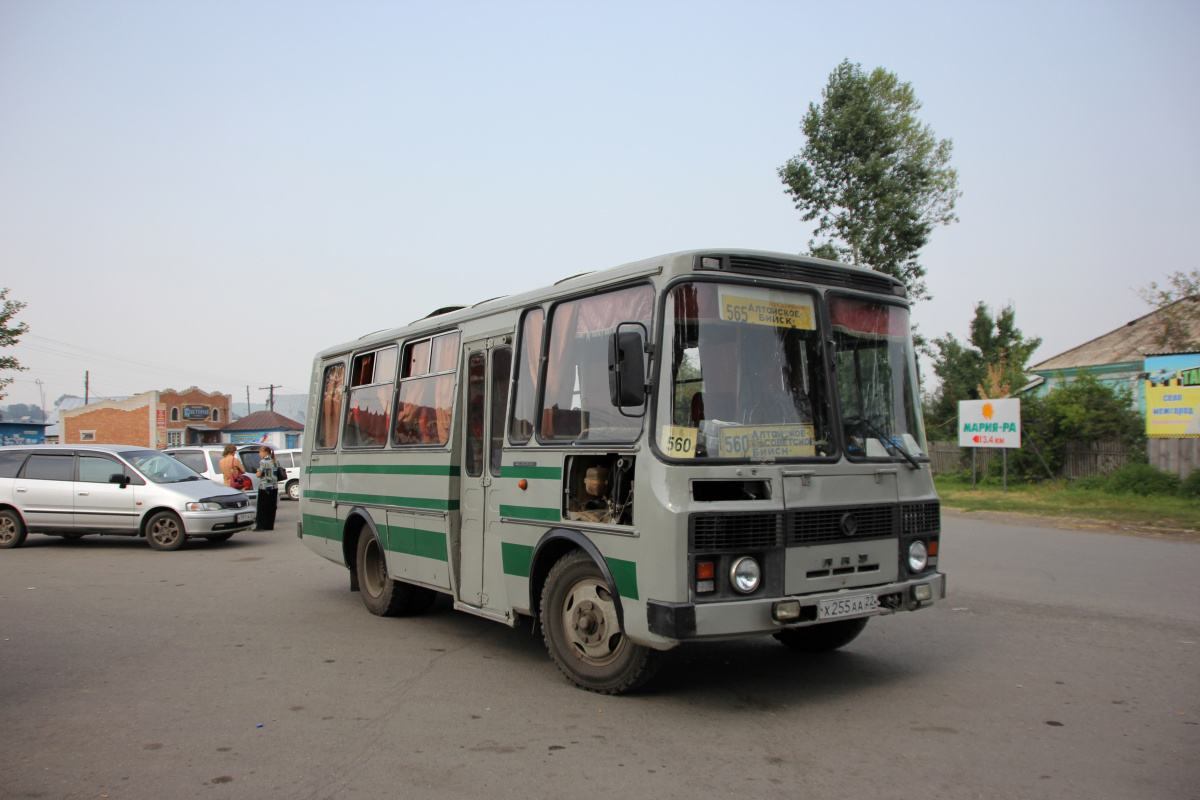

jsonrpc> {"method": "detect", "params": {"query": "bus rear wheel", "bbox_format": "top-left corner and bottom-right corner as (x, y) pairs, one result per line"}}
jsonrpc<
(355, 532), (435, 617)
(541, 551), (660, 695)
(774, 617), (869, 652)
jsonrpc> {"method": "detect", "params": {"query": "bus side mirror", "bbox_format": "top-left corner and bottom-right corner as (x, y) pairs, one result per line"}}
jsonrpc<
(609, 326), (646, 410)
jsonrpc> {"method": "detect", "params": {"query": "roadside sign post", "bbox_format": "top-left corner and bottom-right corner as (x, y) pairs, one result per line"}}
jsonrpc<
(958, 399), (1022, 493)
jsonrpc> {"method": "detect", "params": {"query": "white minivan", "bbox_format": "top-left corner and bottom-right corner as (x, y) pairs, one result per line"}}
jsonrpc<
(272, 448), (302, 500)
(0, 444), (256, 550)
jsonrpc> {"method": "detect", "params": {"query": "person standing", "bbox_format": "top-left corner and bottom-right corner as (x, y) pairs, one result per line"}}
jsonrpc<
(254, 445), (279, 531)
(219, 443), (245, 487)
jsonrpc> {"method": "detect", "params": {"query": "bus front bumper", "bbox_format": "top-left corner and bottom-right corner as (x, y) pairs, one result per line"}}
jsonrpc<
(646, 573), (946, 641)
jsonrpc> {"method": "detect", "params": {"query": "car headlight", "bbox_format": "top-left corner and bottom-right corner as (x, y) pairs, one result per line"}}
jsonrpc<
(730, 556), (761, 594)
(185, 502), (222, 512)
(908, 540), (929, 573)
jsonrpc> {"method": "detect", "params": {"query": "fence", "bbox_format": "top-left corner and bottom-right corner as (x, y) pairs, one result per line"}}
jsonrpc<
(1148, 438), (1200, 480)
(927, 440), (1137, 480)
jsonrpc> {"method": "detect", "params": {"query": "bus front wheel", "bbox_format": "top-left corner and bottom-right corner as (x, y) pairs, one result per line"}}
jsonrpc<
(355, 532), (435, 617)
(541, 551), (660, 695)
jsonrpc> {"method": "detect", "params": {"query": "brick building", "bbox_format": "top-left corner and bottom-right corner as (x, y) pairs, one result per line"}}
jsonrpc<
(59, 387), (233, 448)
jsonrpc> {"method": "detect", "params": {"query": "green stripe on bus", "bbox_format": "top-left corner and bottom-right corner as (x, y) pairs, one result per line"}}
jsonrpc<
(306, 490), (336, 501)
(500, 544), (638, 601)
(302, 513), (341, 541)
(605, 557), (638, 600)
(387, 525), (449, 562)
(501, 542), (534, 577)
(499, 504), (560, 522)
(500, 465), (562, 480)
(306, 464), (459, 476)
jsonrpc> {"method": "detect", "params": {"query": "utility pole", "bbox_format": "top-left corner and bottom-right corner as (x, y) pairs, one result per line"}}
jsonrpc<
(35, 379), (45, 421)
(85, 371), (89, 405)
(259, 384), (280, 412)
(246, 386), (251, 416)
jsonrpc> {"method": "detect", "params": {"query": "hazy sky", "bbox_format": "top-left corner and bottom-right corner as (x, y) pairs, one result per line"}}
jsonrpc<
(2, 1), (1196, 413)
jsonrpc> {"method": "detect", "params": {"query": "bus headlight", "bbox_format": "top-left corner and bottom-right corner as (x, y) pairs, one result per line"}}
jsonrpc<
(908, 540), (928, 573)
(730, 557), (761, 594)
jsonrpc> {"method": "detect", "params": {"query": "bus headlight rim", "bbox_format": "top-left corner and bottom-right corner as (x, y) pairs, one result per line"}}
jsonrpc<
(908, 540), (928, 573)
(730, 556), (761, 594)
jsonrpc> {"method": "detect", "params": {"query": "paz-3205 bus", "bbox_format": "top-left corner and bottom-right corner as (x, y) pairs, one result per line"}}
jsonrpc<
(298, 249), (944, 694)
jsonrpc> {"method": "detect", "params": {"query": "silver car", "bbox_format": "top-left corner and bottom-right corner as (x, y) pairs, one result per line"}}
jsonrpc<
(0, 444), (256, 551)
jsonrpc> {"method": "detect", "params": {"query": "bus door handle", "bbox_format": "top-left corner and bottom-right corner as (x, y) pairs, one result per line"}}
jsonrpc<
(782, 469), (814, 486)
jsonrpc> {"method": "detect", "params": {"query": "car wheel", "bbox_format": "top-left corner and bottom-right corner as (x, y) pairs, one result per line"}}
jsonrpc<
(146, 511), (187, 551)
(0, 509), (27, 549)
(774, 617), (869, 652)
(286, 480), (300, 501)
(355, 532), (435, 616)
(541, 550), (660, 694)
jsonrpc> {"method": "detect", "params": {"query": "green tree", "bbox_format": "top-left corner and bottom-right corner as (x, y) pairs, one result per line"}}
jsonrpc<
(924, 302), (1041, 440)
(1138, 269), (1200, 351)
(0, 288), (29, 403)
(779, 59), (961, 300)
(1007, 372), (1146, 482)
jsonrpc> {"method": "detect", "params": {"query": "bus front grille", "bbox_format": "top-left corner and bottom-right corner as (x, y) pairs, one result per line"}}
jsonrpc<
(690, 501), (939, 553)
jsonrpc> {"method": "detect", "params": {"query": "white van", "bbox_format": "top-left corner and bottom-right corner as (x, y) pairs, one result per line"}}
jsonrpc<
(273, 448), (302, 500)
(165, 445), (262, 493)
(0, 444), (255, 550)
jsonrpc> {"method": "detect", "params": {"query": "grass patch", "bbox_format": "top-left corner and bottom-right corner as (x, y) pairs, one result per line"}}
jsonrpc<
(934, 475), (1200, 531)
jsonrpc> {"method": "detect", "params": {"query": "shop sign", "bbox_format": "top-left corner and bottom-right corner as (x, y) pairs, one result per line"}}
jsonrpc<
(183, 405), (210, 421)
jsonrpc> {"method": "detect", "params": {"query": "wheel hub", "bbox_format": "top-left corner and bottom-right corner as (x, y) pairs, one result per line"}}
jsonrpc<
(562, 578), (625, 665)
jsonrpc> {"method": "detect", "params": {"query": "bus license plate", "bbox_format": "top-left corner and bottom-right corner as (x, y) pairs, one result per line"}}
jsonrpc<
(237, 512), (254, 523)
(818, 594), (878, 620)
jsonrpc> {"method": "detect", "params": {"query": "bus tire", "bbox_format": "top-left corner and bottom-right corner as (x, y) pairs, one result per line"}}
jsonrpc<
(774, 617), (868, 652)
(541, 550), (660, 695)
(0, 509), (27, 549)
(356, 532), (436, 617)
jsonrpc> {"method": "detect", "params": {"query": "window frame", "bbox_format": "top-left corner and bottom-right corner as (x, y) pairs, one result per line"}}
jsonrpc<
(392, 329), (461, 449)
(342, 344), (400, 450)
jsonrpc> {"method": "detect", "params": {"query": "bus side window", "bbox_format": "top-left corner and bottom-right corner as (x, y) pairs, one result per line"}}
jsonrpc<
(539, 285), (652, 442)
(394, 330), (460, 446)
(343, 346), (398, 448)
(315, 362), (345, 450)
(509, 308), (543, 445)
(489, 347), (512, 476)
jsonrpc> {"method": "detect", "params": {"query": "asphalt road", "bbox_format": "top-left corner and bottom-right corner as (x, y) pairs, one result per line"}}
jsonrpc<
(1, 502), (1197, 800)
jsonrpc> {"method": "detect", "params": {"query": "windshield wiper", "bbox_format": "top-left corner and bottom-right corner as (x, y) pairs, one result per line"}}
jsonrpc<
(846, 415), (920, 470)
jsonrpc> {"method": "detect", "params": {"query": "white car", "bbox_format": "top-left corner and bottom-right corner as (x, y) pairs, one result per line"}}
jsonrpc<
(0, 444), (255, 550)
(273, 448), (303, 500)
(164, 445), (263, 493)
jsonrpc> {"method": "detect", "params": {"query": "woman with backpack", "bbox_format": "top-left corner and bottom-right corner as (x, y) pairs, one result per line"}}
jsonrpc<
(254, 445), (280, 531)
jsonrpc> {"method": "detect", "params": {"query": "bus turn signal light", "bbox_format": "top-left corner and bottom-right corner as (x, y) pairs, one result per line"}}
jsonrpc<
(696, 562), (714, 580)
(517, 479), (528, 490)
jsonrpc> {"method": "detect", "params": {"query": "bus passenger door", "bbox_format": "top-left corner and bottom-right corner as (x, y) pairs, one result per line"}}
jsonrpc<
(457, 339), (512, 611)
(305, 360), (346, 558)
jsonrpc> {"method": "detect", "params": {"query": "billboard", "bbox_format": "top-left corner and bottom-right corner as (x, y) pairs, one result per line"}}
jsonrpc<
(1145, 385), (1200, 437)
(958, 398), (1021, 448)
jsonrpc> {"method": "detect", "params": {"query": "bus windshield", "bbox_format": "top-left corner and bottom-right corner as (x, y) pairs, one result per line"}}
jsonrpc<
(656, 282), (834, 459)
(829, 295), (928, 460)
